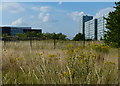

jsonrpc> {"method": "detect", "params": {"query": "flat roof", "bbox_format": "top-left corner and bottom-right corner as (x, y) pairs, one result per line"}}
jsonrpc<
(0, 26), (42, 30)
(0, 26), (31, 28)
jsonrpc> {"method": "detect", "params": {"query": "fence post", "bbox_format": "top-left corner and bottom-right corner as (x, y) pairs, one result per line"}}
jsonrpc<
(53, 33), (56, 49)
(83, 34), (86, 47)
(29, 37), (32, 48)
(3, 37), (6, 50)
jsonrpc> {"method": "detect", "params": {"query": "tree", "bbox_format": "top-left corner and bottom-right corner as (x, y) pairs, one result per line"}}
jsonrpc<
(2, 33), (8, 38)
(36, 32), (43, 38)
(2, 33), (8, 41)
(56, 33), (67, 40)
(43, 32), (68, 40)
(15, 32), (68, 40)
(72, 33), (84, 41)
(43, 33), (54, 39)
(104, 2), (120, 48)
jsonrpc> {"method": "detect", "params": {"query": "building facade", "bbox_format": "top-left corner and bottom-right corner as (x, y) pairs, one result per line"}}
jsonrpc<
(80, 15), (93, 35)
(97, 15), (108, 40)
(81, 14), (108, 40)
(0, 26), (42, 36)
(10, 27), (31, 36)
(85, 19), (97, 40)
(23, 29), (42, 33)
(0, 27), (11, 36)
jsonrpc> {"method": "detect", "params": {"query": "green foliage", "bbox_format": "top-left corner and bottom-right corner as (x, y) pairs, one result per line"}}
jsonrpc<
(72, 33), (84, 41)
(43, 32), (68, 40)
(104, 1), (120, 48)
(2, 32), (75, 41)
(56, 33), (67, 40)
(2, 33), (8, 37)
(36, 32), (43, 38)
(16, 32), (68, 40)
(43, 33), (54, 39)
(16, 33), (26, 38)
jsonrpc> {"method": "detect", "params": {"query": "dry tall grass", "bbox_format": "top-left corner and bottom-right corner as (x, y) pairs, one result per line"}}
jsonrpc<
(2, 40), (118, 84)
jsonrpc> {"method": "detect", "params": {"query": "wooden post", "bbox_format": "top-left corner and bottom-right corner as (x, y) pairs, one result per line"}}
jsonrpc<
(3, 37), (6, 50)
(53, 33), (56, 49)
(83, 33), (85, 47)
(3, 40), (6, 47)
(29, 37), (32, 48)
(30, 39), (32, 48)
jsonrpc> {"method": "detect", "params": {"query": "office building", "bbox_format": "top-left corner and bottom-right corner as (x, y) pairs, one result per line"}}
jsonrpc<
(97, 15), (108, 40)
(0, 27), (11, 36)
(10, 27), (31, 36)
(85, 19), (97, 40)
(0, 26), (42, 36)
(23, 29), (42, 33)
(80, 15), (93, 35)
(82, 14), (108, 40)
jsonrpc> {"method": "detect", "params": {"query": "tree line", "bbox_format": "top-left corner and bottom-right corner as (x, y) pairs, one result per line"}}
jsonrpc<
(1, 32), (84, 41)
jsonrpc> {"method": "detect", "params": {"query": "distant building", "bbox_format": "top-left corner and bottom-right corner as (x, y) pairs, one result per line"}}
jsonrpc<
(10, 27), (31, 36)
(0, 26), (42, 36)
(23, 29), (42, 33)
(80, 15), (93, 35)
(97, 15), (108, 40)
(85, 19), (97, 40)
(81, 14), (108, 40)
(0, 27), (11, 36)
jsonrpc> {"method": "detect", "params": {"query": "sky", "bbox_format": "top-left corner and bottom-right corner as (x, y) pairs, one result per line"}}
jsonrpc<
(0, 2), (115, 39)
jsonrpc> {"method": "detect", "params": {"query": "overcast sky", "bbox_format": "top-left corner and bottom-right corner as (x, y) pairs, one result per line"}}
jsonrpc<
(0, 2), (115, 39)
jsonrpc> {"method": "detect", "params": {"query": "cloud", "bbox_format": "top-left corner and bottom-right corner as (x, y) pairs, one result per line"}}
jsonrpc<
(58, 1), (62, 5)
(32, 6), (51, 13)
(38, 13), (58, 23)
(32, 6), (58, 23)
(94, 7), (114, 18)
(30, 15), (36, 19)
(38, 13), (50, 22)
(11, 18), (27, 26)
(2, 2), (25, 13)
(0, 4), (2, 11)
(68, 11), (85, 22)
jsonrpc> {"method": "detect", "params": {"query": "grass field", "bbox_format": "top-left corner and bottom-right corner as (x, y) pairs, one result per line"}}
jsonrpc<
(1, 40), (118, 84)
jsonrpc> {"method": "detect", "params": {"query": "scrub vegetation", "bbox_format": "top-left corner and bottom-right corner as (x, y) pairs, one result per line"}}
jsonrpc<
(2, 40), (118, 84)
